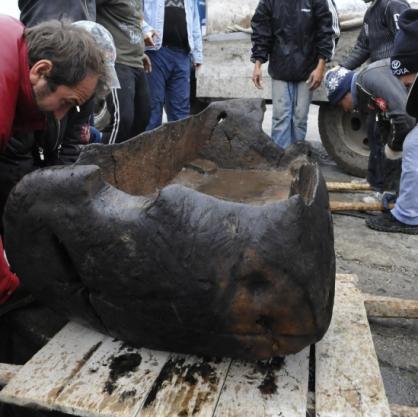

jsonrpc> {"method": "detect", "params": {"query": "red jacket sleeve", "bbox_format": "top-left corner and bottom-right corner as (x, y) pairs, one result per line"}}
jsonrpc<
(0, 44), (20, 150)
(0, 239), (20, 304)
(0, 16), (25, 152)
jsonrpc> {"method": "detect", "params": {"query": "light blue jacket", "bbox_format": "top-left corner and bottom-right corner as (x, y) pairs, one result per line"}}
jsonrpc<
(143, 0), (203, 64)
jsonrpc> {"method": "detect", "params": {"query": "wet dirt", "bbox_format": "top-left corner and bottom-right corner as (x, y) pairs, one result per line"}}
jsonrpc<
(103, 353), (142, 395)
(143, 357), (219, 409)
(171, 166), (292, 205)
(256, 357), (285, 396)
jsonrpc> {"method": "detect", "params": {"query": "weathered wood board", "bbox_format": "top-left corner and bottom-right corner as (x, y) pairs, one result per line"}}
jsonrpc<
(0, 322), (106, 411)
(53, 339), (170, 417)
(364, 294), (418, 319)
(0, 274), (394, 417)
(326, 182), (372, 192)
(315, 274), (392, 417)
(0, 364), (21, 386)
(137, 355), (231, 417)
(212, 348), (310, 417)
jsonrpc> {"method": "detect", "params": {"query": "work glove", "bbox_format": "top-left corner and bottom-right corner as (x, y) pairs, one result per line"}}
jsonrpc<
(384, 144), (402, 160)
(387, 116), (411, 152)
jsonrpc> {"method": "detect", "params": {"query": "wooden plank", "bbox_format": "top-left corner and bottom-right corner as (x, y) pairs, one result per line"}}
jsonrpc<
(336, 273), (359, 284)
(136, 355), (231, 417)
(212, 347), (310, 417)
(390, 404), (418, 417)
(315, 277), (391, 417)
(330, 201), (394, 212)
(52, 338), (171, 417)
(327, 182), (372, 192)
(0, 322), (106, 411)
(364, 294), (418, 319)
(0, 364), (22, 386)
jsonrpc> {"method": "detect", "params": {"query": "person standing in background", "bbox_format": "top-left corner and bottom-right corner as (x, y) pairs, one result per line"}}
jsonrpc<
(251, 0), (340, 149)
(97, 0), (151, 144)
(366, 9), (418, 234)
(143, 0), (203, 130)
(341, 0), (410, 193)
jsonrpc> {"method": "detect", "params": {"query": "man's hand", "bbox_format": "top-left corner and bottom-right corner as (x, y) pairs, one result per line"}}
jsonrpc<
(307, 58), (326, 90)
(143, 54), (152, 73)
(144, 30), (158, 47)
(252, 61), (263, 89)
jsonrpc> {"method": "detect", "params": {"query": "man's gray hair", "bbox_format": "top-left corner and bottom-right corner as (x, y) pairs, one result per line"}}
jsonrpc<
(24, 20), (111, 99)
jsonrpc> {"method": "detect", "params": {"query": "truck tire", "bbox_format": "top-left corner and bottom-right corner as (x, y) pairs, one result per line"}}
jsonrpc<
(318, 103), (369, 177)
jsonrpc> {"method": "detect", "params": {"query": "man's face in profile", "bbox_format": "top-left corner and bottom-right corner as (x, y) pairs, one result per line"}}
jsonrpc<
(30, 60), (98, 120)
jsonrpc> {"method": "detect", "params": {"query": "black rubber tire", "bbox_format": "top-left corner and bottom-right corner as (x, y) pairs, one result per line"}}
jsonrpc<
(318, 103), (369, 177)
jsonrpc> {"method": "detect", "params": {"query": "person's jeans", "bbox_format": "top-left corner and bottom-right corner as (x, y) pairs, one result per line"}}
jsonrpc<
(392, 125), (418, 225)
(146, 47), (191, 130)
(271, 80), (313, 149)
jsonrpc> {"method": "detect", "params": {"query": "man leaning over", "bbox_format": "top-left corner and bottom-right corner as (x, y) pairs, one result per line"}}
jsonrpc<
(0, 16), (110, 307)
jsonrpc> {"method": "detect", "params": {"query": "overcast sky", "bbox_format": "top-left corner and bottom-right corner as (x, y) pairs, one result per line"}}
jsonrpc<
(0, 0), (19, 18)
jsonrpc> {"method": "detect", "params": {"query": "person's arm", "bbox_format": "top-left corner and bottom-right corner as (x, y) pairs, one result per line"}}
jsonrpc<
(307, 58), (327, 90)
(385, 0), (410, 36)
(142, 1), (157, 47)
(0, 239), (20, 305)
(250, 0), (273, 89)
(313, 0), (340, 62)
(191, 1), (203, 66)
(0, 77), (18, 152)
(142, 19), (157, 47)
(309, 0), (339, 90)
(252, 60), (264, 89)
(362, 67), (415, 152)
(340, 24), (370, 70)
(250, 0), (273, 65)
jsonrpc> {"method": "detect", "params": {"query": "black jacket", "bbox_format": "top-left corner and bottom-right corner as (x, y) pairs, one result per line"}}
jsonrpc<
(2, 99), (94, 168)
(341, 0), (410, 70)
(0, 100), (94, 228)
(355, 59), (415, 151)
(251, 0), (340, 81)
(19, 0), (96, 26)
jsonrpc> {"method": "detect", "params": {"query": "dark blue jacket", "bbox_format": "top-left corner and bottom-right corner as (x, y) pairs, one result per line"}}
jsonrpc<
(19, 0), (96, 26)
(251, 0), (340, 81)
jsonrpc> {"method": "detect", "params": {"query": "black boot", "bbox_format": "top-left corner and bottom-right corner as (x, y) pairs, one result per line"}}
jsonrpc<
(366, 212), (418, 235)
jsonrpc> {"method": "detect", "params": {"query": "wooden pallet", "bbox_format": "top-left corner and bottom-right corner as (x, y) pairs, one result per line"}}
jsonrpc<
(0, 274), (416, 417)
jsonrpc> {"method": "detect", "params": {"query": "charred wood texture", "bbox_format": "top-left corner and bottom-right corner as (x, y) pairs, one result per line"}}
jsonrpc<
(4, 99), (335, 360)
